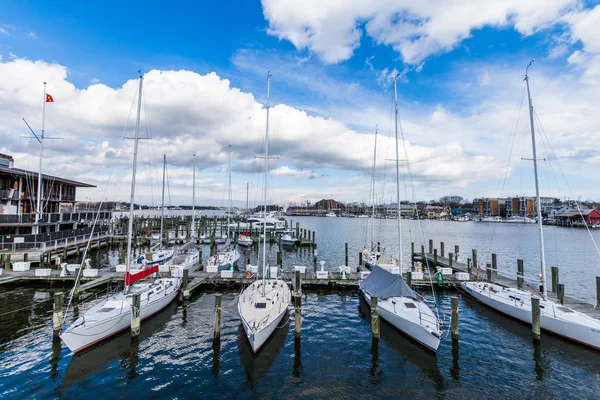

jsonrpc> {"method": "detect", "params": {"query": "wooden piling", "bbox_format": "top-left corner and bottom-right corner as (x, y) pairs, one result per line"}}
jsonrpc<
(434, 249), (438, 268)
(428, 239), (433, 254)
(312, 231), (316, 247)
(182, 269), (189, 297)
(345, 242), (348, 266)
(371, 296), (380, 338)
(313, 248), (317, 270)
(467, 258), (471, 275)
(411, 242), (415, 268)
(5, 253), (11, 269)
(517, 259), (524, 289)
(448, 253), (453, 269)
(294, 270), (302, 335)
(486, 263), (492, 282)
(421, 245), (425, 267)
(455, 245), (459, 259)
(472, 249), (477, 272)
(451, 296), (459, 340)
(52, 292), (64, 337)
(407, 271), (412, 287)
(596, 277), (600, 308)
(131, 293), (141, 338)
(531, 297), (541, 341)
(359, 251), (363, 266)
(557, 283), (565, 305)
(277, 251), (282, 266)
(551, 266), (559, 293)
(440, 242), (445, 258)
(491, 253), (497, 280)
(214, 294), (222, 339)
(23, 253), (28, 262)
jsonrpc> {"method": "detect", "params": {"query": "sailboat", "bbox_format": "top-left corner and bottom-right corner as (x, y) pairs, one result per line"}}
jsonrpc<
(206, 146), (240, 271)
(237, 231), (254, 247)
(461, 62), (600, 349)
(238, 72), (291, 353)
(359, 74), (442, 352)
(60, 74), (182, 353)
(170, 153), (200, 277)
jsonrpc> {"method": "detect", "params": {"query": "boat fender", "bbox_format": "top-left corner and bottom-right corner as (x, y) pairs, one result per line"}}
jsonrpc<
(434, 271), (444, 285)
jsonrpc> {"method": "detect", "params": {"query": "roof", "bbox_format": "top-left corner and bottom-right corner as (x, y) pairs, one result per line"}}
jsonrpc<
(0, 165), (95, 187)
(556, 209), (597, 218)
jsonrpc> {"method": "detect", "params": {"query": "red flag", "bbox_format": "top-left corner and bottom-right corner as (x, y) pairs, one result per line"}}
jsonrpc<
(46, 93), (54, 103)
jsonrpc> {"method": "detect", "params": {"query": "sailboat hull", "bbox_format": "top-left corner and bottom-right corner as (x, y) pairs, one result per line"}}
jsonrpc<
(238, 279), (291, 353)
(461, 282), (600, 350)
(360, 285), (440, 352)
(60, 278), (181, 353)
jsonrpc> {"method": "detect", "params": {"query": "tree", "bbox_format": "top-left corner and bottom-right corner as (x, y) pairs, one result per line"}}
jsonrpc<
(438, 195), (464, 208)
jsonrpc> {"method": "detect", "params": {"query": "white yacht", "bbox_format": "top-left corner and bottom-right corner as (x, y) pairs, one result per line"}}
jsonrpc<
(237, 233), (254, 247)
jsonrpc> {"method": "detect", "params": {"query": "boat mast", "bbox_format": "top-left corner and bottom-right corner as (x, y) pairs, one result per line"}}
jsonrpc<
(262, 72), (271, 288)
(192, 153), (196, 239)
(160, 153), (166, 247)
(227, 145), (232, 243)
(126, 73), (144, 293)
(35, 82), (48, 234)
(393, 75), (403, 273)
(525, 60), (548, 300)
(370, 125), (378, 247)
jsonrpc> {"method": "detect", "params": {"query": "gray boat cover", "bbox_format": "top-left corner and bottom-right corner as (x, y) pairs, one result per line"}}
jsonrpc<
(362, 265), (419, 300)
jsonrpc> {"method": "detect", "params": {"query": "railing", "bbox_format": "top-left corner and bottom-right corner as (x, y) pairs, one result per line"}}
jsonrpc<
(0, 211), (112, 225)
(0, 225), (111, 251)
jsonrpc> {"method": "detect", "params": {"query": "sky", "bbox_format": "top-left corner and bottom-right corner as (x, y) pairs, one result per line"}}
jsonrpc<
(1, 0), (600, 208)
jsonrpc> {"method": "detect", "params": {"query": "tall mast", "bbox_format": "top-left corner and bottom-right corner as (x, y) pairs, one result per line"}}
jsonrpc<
(125, 74), (144, 292)
(35, 82), (47, 234)
(370, 125), (378, 247)
(525, 61), (547, 300)
(160, 153), (166, 247)
(393, 76), (403, 273)
(262, 72), (271, 286)
(246, 182), (249, 210)
(192, 153), (196, 239)
(227, 145), (231, 242)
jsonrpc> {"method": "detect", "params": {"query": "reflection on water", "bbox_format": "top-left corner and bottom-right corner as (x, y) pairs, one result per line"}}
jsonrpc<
(59, 301), (177, 393)
(369, 338), (383, 385)
(237, 313), (290, 384)
(211, 336), (221, 378)
(292, 333), (303, 384)
(450, 339), (460, 382)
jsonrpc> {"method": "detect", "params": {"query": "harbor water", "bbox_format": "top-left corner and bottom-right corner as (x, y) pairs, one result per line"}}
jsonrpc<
(2, 217), (600, 399)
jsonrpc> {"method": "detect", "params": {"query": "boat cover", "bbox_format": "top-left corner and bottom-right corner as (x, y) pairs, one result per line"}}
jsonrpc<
(361, 265), (418, 300)
(125, 265), (159, 286)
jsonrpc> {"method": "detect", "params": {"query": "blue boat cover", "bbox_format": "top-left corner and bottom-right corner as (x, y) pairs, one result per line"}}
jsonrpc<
(362, 265), (418, 300)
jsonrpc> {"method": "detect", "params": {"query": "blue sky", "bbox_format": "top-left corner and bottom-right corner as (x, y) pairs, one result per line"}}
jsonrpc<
(1, 1), (600, 206)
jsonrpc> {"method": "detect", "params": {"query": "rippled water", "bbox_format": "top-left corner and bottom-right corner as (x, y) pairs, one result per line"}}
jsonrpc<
(2, 217), (600, 399)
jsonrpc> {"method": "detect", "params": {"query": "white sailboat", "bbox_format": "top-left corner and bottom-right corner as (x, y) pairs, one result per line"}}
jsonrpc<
(237, 232), (254, 247)
(60, 74), (182, 353)
(359, 74), (442, 352)
(461, 61), (600, 350)
(238, 72), (291, 353)
(170, 154), (200, 277)
(206, 147), (240, 271)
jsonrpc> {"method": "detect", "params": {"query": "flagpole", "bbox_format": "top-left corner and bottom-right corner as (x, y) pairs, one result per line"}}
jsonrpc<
(35, 82), (47, 234)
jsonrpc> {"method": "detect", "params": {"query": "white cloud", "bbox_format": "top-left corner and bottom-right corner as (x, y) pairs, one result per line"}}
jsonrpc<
(548, 44), (568, 59)
(261, 0), (578, 64)
(0, 57), (511, 204)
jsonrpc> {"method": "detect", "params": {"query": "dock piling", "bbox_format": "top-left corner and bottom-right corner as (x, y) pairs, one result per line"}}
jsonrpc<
(359, 251), (363, 266)
(454, 245), (459, 259)
(407, 271), (412, 287)
(486, 263), (492, 283)
(557, 283), (565, 305)
(182, 269), (189, 299)
(517, 259), (524, 289)
(531, 297), (541, 341)
(214, 294), (222, 340)
(428, 239), (433, 254)
(451, 296), (459, 340)
(345, 243), (348, 266)
(411, 242), (415, 268)
(448, 253), (454, 269)
(491, 253), (497, 280)
(472, 249), (477, 273)
(440, 242), (445, 258)
(52, 292), (64, 337)
(551, 266), (559, 293)
(371, 296), (380, 339)
(467, 258), (472, 275)
(596, 277), (600, 307)
(434, 249), (438, 268)
(294, 270), (302, 335)
(131, 293), (141, 338)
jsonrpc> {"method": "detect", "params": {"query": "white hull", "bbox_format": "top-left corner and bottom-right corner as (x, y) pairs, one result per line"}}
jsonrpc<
(237, 236), (253, 247)
(60, 278), (181, 353)
(238, 279), (291, 352)
(461, 282), (600, 350)
(360, 284), (441, 352)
